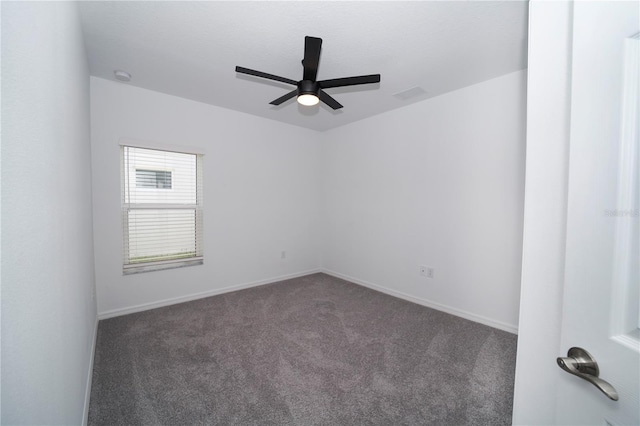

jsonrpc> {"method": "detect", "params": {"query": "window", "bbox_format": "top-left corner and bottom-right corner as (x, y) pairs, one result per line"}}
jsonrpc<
(136, 169), (172, 189)
(122, 146), (203, 274)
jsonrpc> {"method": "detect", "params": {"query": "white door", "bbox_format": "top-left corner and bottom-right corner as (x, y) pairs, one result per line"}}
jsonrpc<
(556, 1), (639, 424)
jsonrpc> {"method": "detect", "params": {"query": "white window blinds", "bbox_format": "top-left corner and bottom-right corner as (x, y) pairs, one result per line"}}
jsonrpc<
(122, 146), (203, 274)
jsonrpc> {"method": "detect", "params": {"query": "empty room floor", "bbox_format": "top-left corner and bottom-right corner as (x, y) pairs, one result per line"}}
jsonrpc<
(88, 273), (517, 425)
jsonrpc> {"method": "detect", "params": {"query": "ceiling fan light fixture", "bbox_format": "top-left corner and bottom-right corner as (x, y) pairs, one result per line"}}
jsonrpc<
(297, 80), (320, 106)
(297, 93), (319, 106)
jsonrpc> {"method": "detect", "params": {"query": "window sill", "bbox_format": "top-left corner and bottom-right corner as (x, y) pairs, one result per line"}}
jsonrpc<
(123, 257), (203, 275)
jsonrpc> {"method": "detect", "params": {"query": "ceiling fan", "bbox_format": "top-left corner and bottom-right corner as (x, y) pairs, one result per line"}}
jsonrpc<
(235, 36), (381, 110)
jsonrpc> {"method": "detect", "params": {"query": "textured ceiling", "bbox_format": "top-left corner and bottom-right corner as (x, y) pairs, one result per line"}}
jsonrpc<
(79, 1), (528, 132)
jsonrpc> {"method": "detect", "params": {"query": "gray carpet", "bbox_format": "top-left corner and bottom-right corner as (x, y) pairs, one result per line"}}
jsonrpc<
(88, 273), (517, 425)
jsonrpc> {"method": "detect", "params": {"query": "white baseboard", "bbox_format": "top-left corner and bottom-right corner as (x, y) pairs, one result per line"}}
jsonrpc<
(97, 269), (323, 320)
(82, 316), (99, 426)
(97, 267), (518, 334)
(321, 269), (518, 335)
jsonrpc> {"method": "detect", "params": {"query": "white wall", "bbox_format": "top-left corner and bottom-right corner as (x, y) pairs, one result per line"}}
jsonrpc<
(512, 1), (572, 424)
(320, 70), (527, 333)
(1, 2), (97, 424)
(90, 78), (322, 317)
(91, 70), (526, 334)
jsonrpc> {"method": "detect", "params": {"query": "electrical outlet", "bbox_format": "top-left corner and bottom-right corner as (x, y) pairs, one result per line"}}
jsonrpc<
(420, 265), (434, 279)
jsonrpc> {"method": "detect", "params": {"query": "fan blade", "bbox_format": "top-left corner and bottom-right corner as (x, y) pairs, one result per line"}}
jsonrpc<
(318, 89), (343, 110)
(302, 36), (322, 81)
(318, 74), (381, 89)
(269, 89), (298, 106)
(235, 66), (297, 85)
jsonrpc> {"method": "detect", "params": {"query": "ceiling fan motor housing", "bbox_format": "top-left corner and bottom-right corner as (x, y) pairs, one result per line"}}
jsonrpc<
(298, 80), (319, 97)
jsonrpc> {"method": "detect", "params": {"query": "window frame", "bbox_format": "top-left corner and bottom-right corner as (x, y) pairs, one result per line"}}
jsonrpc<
(121, 143), (204, 275)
